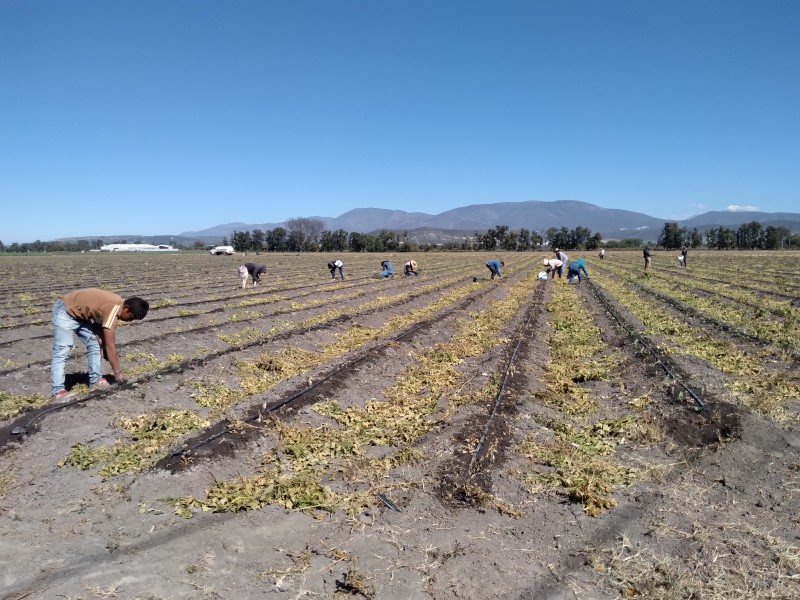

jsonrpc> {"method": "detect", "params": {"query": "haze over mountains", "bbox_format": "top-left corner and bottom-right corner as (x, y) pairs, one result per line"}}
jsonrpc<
(176, 200), (800, 244)
(60, 200), (800, 245)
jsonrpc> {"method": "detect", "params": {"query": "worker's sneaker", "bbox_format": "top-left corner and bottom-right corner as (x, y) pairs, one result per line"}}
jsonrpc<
(91, 377), (111, 390)
(52, 389), (76, 403)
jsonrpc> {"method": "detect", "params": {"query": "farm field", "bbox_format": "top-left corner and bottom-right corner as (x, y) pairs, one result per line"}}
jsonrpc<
(0, 250), (799, 599)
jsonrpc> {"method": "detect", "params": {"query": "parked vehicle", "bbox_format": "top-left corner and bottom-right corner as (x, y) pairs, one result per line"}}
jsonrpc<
(210, 245), (235, 255)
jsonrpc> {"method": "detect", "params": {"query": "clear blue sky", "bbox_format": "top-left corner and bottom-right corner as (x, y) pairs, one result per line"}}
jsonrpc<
(2, 0), (798, 243)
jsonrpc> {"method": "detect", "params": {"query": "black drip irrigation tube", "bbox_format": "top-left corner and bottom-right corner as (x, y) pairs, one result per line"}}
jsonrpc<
(586, 279), (708, 411)
(4, 306), (386, 440)
(466, 283), (546, 473)
(0, 271), (466, 377)
(163, 285), (496, 462)
(8, 390), (108, 436)
(623, 276), (772, 346)
(1, 269), (520, 448)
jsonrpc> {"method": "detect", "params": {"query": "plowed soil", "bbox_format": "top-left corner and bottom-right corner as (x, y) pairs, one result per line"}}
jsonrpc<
(1, 251), (798, 600)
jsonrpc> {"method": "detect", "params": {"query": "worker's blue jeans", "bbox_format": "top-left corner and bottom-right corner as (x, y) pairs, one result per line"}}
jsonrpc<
(51, 299), (103, 395)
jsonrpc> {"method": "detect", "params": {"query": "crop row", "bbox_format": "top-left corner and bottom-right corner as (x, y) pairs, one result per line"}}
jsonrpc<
(588, 268), (800, 423)
(593, 262), (800, 350)
(0, 253), (494, 325)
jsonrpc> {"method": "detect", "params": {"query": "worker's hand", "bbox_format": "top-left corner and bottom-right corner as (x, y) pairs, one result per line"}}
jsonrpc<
(113, 371), (125, 382)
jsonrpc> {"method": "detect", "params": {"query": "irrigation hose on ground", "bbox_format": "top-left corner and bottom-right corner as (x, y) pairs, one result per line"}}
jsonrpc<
(586, 278), (708, 410)
(166, 283), (496, 460)
(467, 282), (546, 473)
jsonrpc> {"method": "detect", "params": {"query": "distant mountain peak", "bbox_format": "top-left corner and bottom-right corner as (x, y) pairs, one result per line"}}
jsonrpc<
(69, 200), (798, 245)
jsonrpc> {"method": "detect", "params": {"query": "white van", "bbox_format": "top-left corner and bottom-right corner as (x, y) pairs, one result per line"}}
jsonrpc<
(210, 245), (235, 255)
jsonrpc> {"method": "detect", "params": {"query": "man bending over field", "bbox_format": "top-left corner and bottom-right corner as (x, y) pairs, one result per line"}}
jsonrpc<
(50, 288), (149, 402)
(328, 259), (344, 280)
(486, 259), (504, 280)
(239, 263), (267, 288)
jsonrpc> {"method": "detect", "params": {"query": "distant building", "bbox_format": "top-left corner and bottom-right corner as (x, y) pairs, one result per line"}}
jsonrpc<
(100, 243), (179, 252)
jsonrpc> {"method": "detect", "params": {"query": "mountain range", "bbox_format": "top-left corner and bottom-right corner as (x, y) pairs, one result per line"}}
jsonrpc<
(175, 200), (800, 244)
(63, 200), (800, 246)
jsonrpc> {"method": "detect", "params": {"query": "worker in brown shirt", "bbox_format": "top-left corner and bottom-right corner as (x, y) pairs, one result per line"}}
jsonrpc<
(50, 288), (149, 401)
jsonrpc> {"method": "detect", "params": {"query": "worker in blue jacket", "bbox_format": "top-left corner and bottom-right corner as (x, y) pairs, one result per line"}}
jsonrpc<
(567, 257), (589, 284)
(379, 260), (394, 278)
(486, 259), (504, 280)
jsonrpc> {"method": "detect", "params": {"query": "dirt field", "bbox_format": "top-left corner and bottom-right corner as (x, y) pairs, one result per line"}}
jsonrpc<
(1, 250), (798, 600)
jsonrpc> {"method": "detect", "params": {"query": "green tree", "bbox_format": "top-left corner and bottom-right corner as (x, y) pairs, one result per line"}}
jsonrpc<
(286, 230), (305, 252)
(586, 232), (603, 250)
(569, 226), (592, 249)
(763, 226), (791, 250)
(735, 221), (763, 249)
(251, 229), (265, 252)
(546, 227), (570, 250)
(658, 222), (686, 249)
(231, 231), (252, 252)
(320, 229), (349, 252)
(501, 230), (518, 250)
(349, 232), (370, 252)
(690, 228), (702, 248)
(266, 228), (287, 252)
(376, 230), (398, 251)
(518, 228), (530, 250)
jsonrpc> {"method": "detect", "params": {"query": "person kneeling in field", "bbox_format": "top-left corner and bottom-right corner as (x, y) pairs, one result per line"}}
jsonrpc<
(51, 288), (149, 402)
(567, 257), (589, 284)
(239, 263), (267, 288)
(404, 260), (418, 276)
(378, 260), (394, 278)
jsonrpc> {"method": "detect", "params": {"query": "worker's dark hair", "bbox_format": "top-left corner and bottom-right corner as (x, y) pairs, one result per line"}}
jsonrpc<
(124, 297), (149, 320)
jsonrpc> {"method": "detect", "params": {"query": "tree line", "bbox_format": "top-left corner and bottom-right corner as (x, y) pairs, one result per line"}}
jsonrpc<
(657, 221), (797, 250)
(1, 218), (797, 253)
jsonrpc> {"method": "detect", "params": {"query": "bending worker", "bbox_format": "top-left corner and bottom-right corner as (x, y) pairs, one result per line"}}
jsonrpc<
(486, 259), (504, 280)
(543, 258), (563, 279)
(404, 260), (418, 276)
(567, 257), (589, 284)
(328, 259), (344, 280)
(239, 263), (267, 288)
(51, 288), (149, 401)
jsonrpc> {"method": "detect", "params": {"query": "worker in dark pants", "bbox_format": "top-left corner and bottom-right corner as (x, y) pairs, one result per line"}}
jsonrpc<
(486, 259), (504, 280)
(327, 259), (344, 280)
(239, 263), (267, 288)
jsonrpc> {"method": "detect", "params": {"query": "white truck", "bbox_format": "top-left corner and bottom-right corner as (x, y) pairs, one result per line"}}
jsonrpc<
(210, 245), (235, 255)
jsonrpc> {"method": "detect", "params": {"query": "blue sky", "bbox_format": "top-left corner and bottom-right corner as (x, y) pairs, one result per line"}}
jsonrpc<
(1, 0), (798, 242)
